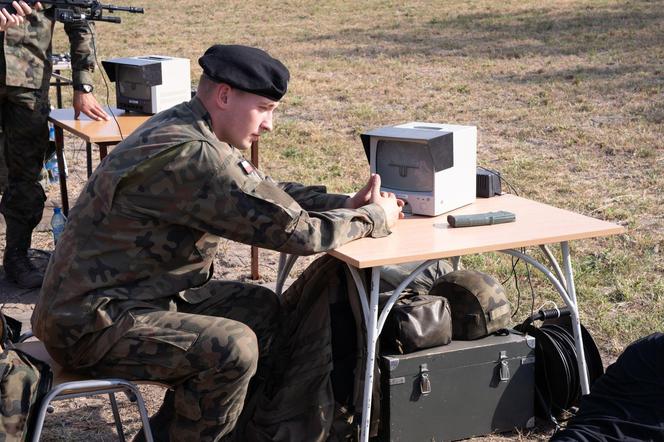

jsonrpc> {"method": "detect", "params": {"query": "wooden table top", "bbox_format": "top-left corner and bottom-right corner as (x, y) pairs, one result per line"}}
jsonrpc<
(329, 194), (626, 268)
(49, 107), (151, 144)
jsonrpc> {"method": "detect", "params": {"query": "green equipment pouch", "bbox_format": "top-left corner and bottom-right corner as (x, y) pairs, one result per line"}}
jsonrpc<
(0, 311), (52, 442)
(381, 292), (453, 354)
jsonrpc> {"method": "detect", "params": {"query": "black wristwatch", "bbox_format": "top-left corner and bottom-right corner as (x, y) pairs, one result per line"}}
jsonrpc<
(73, 84), (94, 93)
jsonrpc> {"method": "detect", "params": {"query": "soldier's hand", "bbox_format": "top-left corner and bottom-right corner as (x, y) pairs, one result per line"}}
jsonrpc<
(345, 173), (378, 209)
(369, 174), (404, 228)
(0, 1), (37, 31)
(73, 91), (110, 121)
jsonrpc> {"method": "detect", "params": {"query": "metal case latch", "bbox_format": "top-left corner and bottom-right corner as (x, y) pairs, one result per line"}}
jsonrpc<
(499, 351), (510, 382)
(419, 364), (432, 396)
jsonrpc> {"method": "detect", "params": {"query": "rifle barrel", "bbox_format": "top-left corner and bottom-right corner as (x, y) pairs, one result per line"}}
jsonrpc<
(102, 4), (144, 13)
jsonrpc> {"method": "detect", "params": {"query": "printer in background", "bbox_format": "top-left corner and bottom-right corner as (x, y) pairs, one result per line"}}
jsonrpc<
(101, 55), (191, 114)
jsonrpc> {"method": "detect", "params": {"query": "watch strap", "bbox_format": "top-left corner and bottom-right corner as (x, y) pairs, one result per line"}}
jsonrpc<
(73, 84), (94, 93)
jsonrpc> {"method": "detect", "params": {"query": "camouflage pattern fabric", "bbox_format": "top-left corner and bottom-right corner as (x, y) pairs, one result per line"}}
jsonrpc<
(0, 6), (95, 89)
(243, 255), (341, 442)
(379, 259), (454, 295)
(0, 5), (96, 244)
(88, 281), (280, 442)
(0, 349), (51, 442)
(429, 270), (511, 340)
(31, 95), (389, 370)
(0, 311), (52, 442)
(0, 84), (49, 252)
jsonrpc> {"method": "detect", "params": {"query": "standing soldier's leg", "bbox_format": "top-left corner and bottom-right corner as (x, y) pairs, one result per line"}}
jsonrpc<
(0, 86), (8, 193)
(0, 86), (49, 288)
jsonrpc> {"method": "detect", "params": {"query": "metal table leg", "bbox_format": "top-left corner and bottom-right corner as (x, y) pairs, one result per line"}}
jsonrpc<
(501, 244), (590, 394)
(54, 126), (69, 216)
(561, 241), (590, 394)
(347, 259), (438, 442)
(86, 142), (93, 177)
(275, 253), (299, 297)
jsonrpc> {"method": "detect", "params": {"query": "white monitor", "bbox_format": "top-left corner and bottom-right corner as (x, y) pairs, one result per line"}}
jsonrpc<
(102, 55), (191, 114)
(362, 122), (477, 216)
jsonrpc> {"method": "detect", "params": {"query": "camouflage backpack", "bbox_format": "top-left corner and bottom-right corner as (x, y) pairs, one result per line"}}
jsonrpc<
(0, 311), (52, 442)
(241, 255), (453, 441)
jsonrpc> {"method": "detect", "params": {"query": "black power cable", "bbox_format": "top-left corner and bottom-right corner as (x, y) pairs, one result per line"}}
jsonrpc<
(86, 20), (124, 140)
(477, 165), (538, 319)
(515, 308), (604, 425)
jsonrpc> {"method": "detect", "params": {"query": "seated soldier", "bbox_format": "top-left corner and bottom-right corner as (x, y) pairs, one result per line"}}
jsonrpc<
(30, 44), (403, 441)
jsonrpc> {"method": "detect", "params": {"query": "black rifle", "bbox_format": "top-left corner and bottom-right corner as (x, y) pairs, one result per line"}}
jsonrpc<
(1, 0), (144, 23)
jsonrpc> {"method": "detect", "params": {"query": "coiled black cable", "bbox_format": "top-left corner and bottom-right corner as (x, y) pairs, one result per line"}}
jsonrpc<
(515, 308), (604, 425)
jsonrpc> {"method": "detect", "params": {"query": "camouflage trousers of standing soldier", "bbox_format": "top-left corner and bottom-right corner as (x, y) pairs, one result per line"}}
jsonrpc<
(0, 84), (50, 254)
(86, 280), (281, 442)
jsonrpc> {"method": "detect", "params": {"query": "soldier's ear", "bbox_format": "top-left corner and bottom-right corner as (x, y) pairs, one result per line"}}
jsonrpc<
(216, 83), (231, 108)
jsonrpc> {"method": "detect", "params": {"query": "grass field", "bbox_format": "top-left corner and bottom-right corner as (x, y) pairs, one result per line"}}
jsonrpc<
(49, 0), (663, 350)
(52, 0), (662, 353)
(32, 0), (664, 438)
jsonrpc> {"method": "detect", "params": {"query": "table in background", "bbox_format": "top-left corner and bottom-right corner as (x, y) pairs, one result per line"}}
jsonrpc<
(51, 59), (72, 108)
(49, 108), (263, 279)
(276, 194), (625, 441)
(48, 108), (150, 216)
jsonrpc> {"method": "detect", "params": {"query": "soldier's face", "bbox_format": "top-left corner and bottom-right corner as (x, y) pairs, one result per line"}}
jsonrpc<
(223, 89), (279, 150)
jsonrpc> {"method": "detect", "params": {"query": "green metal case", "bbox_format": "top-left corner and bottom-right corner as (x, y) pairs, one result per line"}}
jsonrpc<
(379, 330), (536, 441)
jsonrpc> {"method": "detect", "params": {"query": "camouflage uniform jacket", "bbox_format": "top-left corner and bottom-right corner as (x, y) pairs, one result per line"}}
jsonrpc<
(31, 96), (390, 368)
(0, 6), (95, 89)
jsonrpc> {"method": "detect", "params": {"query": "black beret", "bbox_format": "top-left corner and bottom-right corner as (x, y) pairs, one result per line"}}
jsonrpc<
(198, 44), (290, 101)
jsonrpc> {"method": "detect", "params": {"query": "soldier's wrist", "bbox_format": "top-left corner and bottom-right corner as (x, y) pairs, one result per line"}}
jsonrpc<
(73, 84), (93, 93)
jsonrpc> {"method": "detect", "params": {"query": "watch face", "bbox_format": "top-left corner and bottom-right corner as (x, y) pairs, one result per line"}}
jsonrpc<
(82, 84), (93, 93)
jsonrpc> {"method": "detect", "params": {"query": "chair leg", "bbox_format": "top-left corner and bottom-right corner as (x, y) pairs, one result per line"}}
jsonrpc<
(29, 380), (155, 442)
(128, 386), (154, 442)
(109, 392), (126, 442)
(30, 387), (64, 442)
(29, 403), (48, 442)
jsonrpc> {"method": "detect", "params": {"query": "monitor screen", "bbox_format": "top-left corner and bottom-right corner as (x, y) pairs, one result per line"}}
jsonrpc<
(376, 140), (433, 192)
(117, 66), (151, 101)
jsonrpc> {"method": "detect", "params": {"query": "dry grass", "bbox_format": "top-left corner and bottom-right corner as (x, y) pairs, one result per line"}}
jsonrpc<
(8, 0), (663, 440)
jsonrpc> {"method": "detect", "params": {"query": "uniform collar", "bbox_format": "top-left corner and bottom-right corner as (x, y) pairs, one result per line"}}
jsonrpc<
(188, 95), (218, 141)
(189, 96), (212, 126)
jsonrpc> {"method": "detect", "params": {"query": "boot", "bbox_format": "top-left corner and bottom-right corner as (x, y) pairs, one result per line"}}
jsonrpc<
(3, 251), (44, 289)
(2, 214), (43, 289)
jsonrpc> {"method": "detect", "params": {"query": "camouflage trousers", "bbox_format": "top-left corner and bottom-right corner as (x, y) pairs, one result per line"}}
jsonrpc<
(0, 84), (50, 254)
(86, 280), (281, 442)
